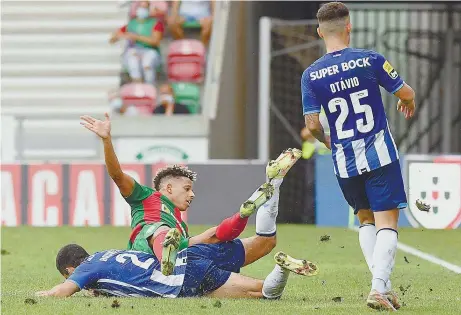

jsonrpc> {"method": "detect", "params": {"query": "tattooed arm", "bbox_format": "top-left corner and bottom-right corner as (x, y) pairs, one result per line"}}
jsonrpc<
(304, 113), (331, 150)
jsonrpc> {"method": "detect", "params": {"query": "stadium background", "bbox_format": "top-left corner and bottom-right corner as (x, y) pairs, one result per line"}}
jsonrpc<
(1, 0), (461, 230)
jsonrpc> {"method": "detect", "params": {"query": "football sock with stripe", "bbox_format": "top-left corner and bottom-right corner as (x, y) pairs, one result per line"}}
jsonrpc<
(262, 264), (290, 299)
(256, 179), (282, 236)
(359, 223), (376, 273)
(359, 223), (393, 291)
(372, 228), (398, 294)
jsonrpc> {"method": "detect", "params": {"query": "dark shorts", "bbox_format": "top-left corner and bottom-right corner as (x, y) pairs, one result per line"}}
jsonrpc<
(336, 160), (408, 213)
(178, 239), (245, 297)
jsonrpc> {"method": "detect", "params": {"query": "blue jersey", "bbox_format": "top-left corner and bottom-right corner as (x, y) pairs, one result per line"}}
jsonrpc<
(301, 48), (404, 178)
(67, 249), (187, 298)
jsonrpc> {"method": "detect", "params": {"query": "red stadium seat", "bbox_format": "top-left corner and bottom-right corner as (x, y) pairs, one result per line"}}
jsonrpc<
(129, 1), (168, 19)
(167, 39), (206, 83)
(119, 83), (156, 115)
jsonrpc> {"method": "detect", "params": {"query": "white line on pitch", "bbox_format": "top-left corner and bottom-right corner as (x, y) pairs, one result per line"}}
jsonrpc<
(350, 227), (461, 274)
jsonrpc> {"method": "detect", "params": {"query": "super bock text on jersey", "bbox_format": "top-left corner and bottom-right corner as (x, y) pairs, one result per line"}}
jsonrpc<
(301, 48), (403, 178)
(67, 249), (187, 298)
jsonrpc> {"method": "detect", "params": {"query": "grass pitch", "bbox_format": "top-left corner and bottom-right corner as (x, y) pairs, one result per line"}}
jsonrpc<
(2, 225), (461, 315)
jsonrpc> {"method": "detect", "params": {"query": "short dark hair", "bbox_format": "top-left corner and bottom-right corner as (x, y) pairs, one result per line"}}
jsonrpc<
(56, 244), (89, 275)
(316, 2), (349, 23)
(153, 164), (197, 191)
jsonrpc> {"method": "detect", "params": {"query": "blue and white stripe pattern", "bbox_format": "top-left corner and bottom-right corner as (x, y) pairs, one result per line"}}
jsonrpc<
(332, 124), (398, 178)
(68, 249), (187, 298)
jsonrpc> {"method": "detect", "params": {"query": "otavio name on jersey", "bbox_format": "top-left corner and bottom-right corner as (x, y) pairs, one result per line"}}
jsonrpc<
(301, 48), (404, 178)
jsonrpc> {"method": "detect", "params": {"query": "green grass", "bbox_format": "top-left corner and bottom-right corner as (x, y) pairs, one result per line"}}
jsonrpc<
(2, 225), (461, 315)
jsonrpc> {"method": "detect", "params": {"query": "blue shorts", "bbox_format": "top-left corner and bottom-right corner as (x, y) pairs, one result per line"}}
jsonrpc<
(336, 160), (408, 213)
(178, 239), (245, 297)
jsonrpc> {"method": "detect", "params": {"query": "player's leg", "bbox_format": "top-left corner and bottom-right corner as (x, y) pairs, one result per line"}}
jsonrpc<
(213, 182), (274, 242)
(189, 148), (298, 247)
(337, 174), (374, 272)
(205, 273), (264, 298)
(129, 223), (167, 256)
(206, 251), (315, 299)
(357, 209), (376, 274)
(336, 173), (392, 310)
(240, 149), (303, 266)
(129, 223), (183, 276)
(365, 161), (407, 311)
(162, 148), (301, 275)
(336, 175), (378, 272)
(186, 183), (274, 247)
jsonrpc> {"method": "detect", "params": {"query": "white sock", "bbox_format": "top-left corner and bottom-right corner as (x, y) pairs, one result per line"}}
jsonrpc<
(359, 224), (392, 290)
(372, 229), (398, 294)
(262, 264), (290, 299)
(359, 223), (377, 273)
(255, 183), (281, 236)
(386, 279), (392, 291)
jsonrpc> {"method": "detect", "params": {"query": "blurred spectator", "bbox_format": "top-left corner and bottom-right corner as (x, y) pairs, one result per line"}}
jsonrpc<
(168, 0), (214, 46)
(110, 1), (164, 85)
(153, 83), (191, 115)
(108, 89), (140, 116)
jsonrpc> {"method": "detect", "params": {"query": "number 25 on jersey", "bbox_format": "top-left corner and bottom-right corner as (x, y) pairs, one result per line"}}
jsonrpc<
(328, 89), (374, 140)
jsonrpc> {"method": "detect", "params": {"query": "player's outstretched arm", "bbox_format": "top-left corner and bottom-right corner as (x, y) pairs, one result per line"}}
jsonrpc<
(304, 113), (331, 150)
(394, 83), (416, 119)
(80, 113), (134, 196)
(36, 281), (80, 297)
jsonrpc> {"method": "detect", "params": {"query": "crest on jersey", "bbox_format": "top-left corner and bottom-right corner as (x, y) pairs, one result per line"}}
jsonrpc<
(383, 60), (398, 79)
(406, 160), (461, 229)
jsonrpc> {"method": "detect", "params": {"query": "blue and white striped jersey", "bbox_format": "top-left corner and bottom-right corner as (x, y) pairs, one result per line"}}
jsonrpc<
(301, 48), (403, 178)
(67, 249), (187, 298)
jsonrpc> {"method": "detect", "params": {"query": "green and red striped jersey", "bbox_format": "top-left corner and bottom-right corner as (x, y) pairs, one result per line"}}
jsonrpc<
(124, 180), (189, 247)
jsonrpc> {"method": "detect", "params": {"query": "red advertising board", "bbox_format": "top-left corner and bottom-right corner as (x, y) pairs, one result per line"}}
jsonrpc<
(69, 164), (104, 227)
(27, 164), (63, 226)
(1, 164), (21, 226)
(1, 163), (197, 226)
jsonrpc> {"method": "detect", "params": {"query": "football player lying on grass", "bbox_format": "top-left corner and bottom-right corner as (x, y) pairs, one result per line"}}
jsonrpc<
(81, 113), (304, 277)
(36, 244), (317, 299)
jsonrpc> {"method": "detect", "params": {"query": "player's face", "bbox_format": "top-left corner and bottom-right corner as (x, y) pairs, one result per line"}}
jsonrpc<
(167, 177), (195, 211)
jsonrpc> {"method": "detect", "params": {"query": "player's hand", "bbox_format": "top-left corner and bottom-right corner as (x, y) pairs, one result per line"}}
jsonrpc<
(397, 99), (415, 119)
(35, 290), (51, 297)
(80, 113), (111, 139)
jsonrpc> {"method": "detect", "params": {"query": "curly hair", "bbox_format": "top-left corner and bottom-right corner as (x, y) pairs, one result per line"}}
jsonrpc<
(153, 164), (197, 191)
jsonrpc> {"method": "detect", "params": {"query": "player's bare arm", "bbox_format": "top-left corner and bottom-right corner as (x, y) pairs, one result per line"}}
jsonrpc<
(304, 113), (331, 150)
(36, 281), (80, 298)
(80, 113), (135, 197)
(394, 83), (416, 119)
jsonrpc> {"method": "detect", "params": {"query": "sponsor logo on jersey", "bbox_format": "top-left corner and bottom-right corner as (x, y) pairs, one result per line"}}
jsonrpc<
(383, 60), (398, 79)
